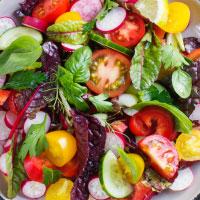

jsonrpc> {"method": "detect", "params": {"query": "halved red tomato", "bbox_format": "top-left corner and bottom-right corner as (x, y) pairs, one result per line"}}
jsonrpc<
(32, 0), (70, 23)
(110, 13), (146, 47)
(139, 135), (179, 181)
(129, 106), (175, 140)
(24, 154), (54, 182)
(86, 49), (131, 98)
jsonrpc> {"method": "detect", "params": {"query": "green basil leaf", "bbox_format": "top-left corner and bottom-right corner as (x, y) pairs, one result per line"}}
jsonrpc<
(133, 100), (192, 133)
(4, 71), (46, 90)
(43, 168), (61, 186)
(18, 115), (48, 161)
(47, 20), (88, 44)
(172, 69), (192, 99)
(0, 36), (42, 75)
(89, 94), (113, 113)
(64, 46), (92, 83)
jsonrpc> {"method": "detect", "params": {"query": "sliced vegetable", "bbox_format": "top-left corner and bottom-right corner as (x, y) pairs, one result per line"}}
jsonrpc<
(45, 130), (77, 167)
(175, 129), (200, 161)
(55, 11), (82, 23)
(0, 75), (6, 88)
(89, 31), (134, 56)
(22, 16), (48, 33)
(117, 94), (138, 108)
(0, 17), (16, 36)
(43, 168), (62, 186)
(96, 7), (126, 33)
(139, 135), (179, 181)
(4, 111), (17, 129)
(87, 49), (131, 98)
(21, 180), (46, 199)
(110, 13), (145, 47)
(0, 152), (8, 175)
(0, 90), (11, 106)
(88, 177), (109, 200)
(32, 0), (70, 23)
(62, 43), (83, 52)
(0, 26), (42, 50)
(169, 168), (193, 191)
(190, 104), (200, 121)
(0, 111), (11, 141)
(99, 150), (133, 198)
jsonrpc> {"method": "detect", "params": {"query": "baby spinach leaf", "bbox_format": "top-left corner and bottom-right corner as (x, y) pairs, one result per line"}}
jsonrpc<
(172, 69), (192, 99)
(0, 36), (42, 75)
(4, 71), (46, 90)
(64, 46), (92, 83)
(43, 168), (62, 186)
(133, 100), (192, 133)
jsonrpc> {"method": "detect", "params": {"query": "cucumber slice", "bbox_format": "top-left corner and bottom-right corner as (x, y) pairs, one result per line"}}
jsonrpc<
(90, 31), (134, 56)
(99, 151), (133, 198)
(0, 26), (43, 50)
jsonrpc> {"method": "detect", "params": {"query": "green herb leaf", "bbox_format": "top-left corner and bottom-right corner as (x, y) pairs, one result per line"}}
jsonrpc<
(18, 115), (48, 161)
(133, 100), (192, 133)
(138, 83), (173, 104)
(89, 94), (113, 113)
(161, 45), (189, 70)
(83, 19), (97, 34)
(47, 20), (88, 44)
(130, 40), (162, 90)
(0, 36), (42, 75)
(64, 46), (92, 83)
(172, 69), (192, 99)
(4, 71), (46, 90)
(43, 168), (62, 186)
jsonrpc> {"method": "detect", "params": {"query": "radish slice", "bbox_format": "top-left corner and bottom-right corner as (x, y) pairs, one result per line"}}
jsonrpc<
(24, 111), (51, 134)
(88, 177), (109, 200)
(0, 75), (6, 88)
(0, 17), (16, 36)
(104, 132), (125, 156)
(123, 108), (138, 116)
(3, 139), (12, 153)
(70, 0), (102, 22)
(62, 43), (83, 52)
(4, 111), (17, 129)
(0, 152), (8, 175)
(169, 168), (193, 191)
(96, 7), (126, 33)
(118, 94), (138, 108)
(0, 143), (3, 155)
(0, 111), (11, 141)
(21, 180), (46, 199)
(190, 104), (200, 121)
(22, 16), (48, 33)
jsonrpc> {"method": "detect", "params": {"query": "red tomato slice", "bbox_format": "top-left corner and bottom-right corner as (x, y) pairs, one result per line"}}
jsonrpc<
(86, 49), (131, 98)
(110, 13), (145, 47)
(139, 135), (179, 181)
(129, 106), (175, 140)
(24, 154), (54, 182)
(32, 0), (70, 23)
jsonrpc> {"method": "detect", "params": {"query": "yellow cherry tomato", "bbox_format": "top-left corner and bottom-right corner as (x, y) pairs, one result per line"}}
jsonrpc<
(45, 178), (73, 200)
(46, 130), (77, 167)
(160, 2), (190, 33)
(176, 129), (200, 161)
(55, 11), (82, 23)
(119, 153), (145, 184)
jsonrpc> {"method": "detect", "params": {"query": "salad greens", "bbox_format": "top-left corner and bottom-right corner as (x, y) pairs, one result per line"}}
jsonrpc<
(43, 168), (62, 186)
(133, 100), (193, 133)
(0, 36), (42, 75)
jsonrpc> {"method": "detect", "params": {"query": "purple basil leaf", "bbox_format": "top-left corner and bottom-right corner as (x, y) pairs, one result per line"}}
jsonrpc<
(71, 112), (106, 200)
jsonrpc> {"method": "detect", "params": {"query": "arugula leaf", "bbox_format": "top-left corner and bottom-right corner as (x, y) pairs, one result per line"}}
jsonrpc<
(0, 36), (42, 75)
(130, 38), (162, 90)
(4, 71), (46, 90)
(43, 168), (61, 186)
(161, 45), (189, 70)
(133, 100), (192, 133)
(89, 94), (113, 113)
(138, 83), (173, 104)
(64, 46), (92, 83)
(47, 20), (88, 44)
(172, 69), (192, 99)
(18, 115), (48, 161)
(58, 67), (89, 111)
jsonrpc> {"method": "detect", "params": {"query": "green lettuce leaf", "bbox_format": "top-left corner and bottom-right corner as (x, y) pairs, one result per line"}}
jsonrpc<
(43, 168), (62, 186)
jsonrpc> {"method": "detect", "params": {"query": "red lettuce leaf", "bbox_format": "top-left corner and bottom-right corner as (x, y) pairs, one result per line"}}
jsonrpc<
(71, 112), (106, 200)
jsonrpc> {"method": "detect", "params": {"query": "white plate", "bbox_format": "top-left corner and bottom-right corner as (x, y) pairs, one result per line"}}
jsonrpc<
(0, 0), (200, 200)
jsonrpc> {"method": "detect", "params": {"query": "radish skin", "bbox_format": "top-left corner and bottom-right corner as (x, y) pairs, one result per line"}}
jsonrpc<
(0, 111), (11, 141)
(62, 43), (83, 52)
(4, 111), (17, 129)
(0, 17), (16, 36)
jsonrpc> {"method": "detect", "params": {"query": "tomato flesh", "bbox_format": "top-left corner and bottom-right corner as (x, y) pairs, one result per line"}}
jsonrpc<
(87, 49), (131, 98)
(110, 13), (145, 47)
(129, 106), (175, 140)
(139, 135), (179, 181)
(32, 0), (70, 23)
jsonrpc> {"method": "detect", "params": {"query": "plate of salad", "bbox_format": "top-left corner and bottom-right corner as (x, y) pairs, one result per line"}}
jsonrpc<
(0, 0), (200, 200)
